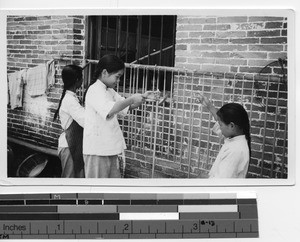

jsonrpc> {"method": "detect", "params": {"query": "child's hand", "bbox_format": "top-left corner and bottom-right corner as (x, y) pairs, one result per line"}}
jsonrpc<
(129, 93), (145, 109)
(131, 93), (144, 104)
(195, 93), (211, 108)
(195, 93), (218, 120)
(142, 90), (161, 101)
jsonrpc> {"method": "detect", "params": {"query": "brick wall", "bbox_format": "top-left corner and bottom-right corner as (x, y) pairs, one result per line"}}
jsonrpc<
(122, 15), (288, 179)
(7, 15), (86, 149)
(175, 16), (287, 74)
(121, 70), (288, 179)
(173, 15), (288, 178)
(7, 15), (288, 179)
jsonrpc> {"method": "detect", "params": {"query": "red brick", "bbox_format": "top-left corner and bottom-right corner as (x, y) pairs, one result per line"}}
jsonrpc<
(249, 17), (284, 22)
(249, 44), (284, 52)
(177, 25), (204, 31)
(74, 24), (84, 30)
(177, 17), (216, 24)
(74, 18), (83, 24)
(201, 52), (230, 58)
(281, 29), (287, 36)
(176, 44), (187, 50)
(216, 58), (248, 66)
(217, 16), (248, 23)
(268, 52), (287, 60)
(176, 32), (189, 38)
(73, 34), (84, 40)
(216, 31), (247, 38)
(12, 35), (25, 39)
(58, 18), (73, 24)
(191, 45), (216, 51)
(25, 45), (38, 50)
(201, 64), (230, 73)
(177, 39), (200, 45)
(229, 38), (259, 44)
(265, 22), (283, 29)
(201, 38), (228, 44)
(217, 45), (247, 51)
(230, 51), (267, 59)
(230, 66), (238, 72)
(236, 23), (264, 30)
(247, 30), (281, 37)
(189, 31), (215, 38)
(239, 66), (264, 73)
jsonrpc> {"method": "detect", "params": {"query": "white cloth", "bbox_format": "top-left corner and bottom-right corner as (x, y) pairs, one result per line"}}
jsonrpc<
(46, 60), (56, 93)
(25, 60), (55, 97)
(26, 64), (47, 97)
(209, 123), (249, 178)
(83, 80), (129, 156)
(58, 91), (85, 148)
(8, 69), (26, 109)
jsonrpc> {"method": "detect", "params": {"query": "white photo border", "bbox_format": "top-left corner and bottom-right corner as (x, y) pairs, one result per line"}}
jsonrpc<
(0, 8), (295, 187)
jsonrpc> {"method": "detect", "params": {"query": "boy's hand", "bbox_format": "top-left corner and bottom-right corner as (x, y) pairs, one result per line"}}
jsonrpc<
(131, 93), (144, 104)
(129, 94), (145, 109)
(195, 93), (211, 108)
(195, 92), (218, 120)
(142, 90), (161, 101)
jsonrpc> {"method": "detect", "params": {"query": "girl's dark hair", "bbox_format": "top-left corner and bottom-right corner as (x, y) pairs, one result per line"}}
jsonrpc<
(217, 103), (251, 157)
(53, 64), (83, 121)
(83, 54), (125, 103)
(91, 54), (125, 84)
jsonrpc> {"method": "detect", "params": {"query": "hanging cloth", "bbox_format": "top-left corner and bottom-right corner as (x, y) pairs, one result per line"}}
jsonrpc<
(7, 69), (26, 109)
(46, 59), (56, 94)
(65, 120), (85, 177)
(25, 59), (56, 97)
(26, 64), (47, 97)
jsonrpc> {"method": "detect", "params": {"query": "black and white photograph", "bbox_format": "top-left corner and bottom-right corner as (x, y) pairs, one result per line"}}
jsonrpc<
(2, 9), (295, 185)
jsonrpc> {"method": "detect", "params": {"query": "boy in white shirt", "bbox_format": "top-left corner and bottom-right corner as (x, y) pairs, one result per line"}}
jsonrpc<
(83, 55), (156, 178)
(196, 94), (251, 178)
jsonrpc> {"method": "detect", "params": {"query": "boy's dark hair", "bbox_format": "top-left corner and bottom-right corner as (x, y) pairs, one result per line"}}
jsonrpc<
(53, 65), (83, 121)
(83, 55), (125, 103)
(217, 103), (251, 157)
(91, 54), (125, 84)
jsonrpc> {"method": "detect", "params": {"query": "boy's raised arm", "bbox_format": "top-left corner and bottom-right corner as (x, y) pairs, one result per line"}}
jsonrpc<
(106, 90), (162, 119)
(195, 93), (218, 121)
(106, 94), (144, 120)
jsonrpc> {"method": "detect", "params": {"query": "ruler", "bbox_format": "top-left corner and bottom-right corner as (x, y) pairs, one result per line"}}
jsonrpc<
(0, 192), (258, 239)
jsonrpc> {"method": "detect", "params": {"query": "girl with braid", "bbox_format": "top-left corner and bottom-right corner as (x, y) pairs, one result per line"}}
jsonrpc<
(53, 65), (85, 178)
(196, 94), (251, 178)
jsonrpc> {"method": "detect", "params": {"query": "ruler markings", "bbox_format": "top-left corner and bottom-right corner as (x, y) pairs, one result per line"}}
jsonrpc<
(0, 220), (259, 238)
(0, 193), (258, 239)
(0, 193), (255, 200)
(78, 199), (102, 205)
